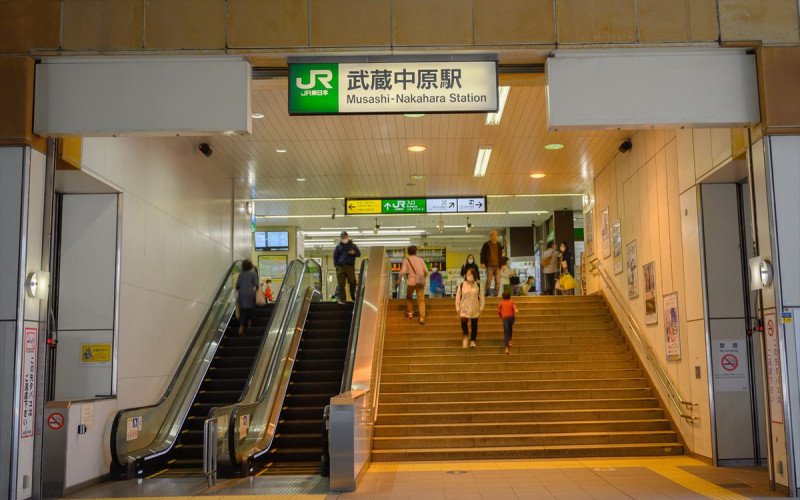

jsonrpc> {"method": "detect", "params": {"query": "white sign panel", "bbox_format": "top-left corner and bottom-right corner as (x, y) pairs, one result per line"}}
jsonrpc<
(20, 328), (37, 438)
(457, 197), (486, 212)
(427, 198), (458, 213)
(289, 61), (498, 115)
(712, 339), (748, 392)
(764, 311), (784, 424)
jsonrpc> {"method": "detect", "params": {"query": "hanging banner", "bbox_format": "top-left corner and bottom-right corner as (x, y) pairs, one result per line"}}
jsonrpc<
(289, 60), (498, 115)
(21, 327), (37, 438)
(345, 196), (486, 215)
(764, 311), (784, 424)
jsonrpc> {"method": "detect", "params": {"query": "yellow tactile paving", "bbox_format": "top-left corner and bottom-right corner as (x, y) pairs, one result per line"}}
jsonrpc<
(646, 464), (752, 500)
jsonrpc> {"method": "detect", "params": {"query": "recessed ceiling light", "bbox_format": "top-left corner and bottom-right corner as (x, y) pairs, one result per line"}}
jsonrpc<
(485, 86), (511, 125)
(545, 143), (564, 150)
(410, 174), (427, 180)
(529, 173), (546, 179)
(276, 149), (287, 153)
(252, 113), (265, 119)
(473, 147), (492, 177)
(296, 177), (306, 182)
(407, 145), (427, 152)
(404, 113), (425, 118)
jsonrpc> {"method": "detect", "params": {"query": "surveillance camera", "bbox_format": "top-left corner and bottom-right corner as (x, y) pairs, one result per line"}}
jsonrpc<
(618, 139), (632, 154)
(331, 208), (336, 220)
(199, 143), (213, 157)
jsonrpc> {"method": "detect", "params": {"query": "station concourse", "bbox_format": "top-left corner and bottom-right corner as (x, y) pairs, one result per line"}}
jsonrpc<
(1, 2), (799, 499)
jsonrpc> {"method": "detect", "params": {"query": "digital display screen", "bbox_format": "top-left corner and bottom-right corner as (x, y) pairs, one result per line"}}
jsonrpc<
(255, 231), (290, 251)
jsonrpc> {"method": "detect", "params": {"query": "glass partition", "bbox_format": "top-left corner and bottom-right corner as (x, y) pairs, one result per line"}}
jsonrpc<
(340, 259), (369, 393)
(110, 260), (244, 471)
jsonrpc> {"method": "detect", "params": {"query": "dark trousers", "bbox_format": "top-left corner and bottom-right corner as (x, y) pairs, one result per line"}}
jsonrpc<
(502, 317), (515, 347)
(545, 272), (557, 295)
(461, 317), (479, 341)
(336, 265), (356, 301)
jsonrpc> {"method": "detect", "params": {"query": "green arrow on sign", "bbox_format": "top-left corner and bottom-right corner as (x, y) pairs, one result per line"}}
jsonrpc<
(382, 198), (426, 214)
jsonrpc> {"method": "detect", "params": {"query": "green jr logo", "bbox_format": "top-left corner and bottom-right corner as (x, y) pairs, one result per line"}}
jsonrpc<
(289, 64), (339, 114)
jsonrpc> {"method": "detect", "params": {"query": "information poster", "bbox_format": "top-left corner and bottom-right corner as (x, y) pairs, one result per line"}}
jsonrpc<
(644, 262), (657, 325)
(663, 292), (681, 360)
(21, 327), (37, 438)
(612, 220), (623, 274)
(81, 343), (112, 365)
(712, 339), (748, 392)
(585, 210), (594, 256)
(258, 255), (288, 283)
(601, 207), (611, 258)
(764, 311), (784, 424)
(626, 240), (639, 299)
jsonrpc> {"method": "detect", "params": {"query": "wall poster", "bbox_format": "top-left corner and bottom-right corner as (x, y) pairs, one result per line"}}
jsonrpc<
(712, 339), (748, 392)
(663, 292), (681, 360)
(626, 240), (639, 299)
(764, 311), (784, 424)
(258, 255), (288, 285)
(643, 261), (657, 325)
(601, 207), (611, 258)
(612, 220), (623, 275)
(585, 210), (594, 256)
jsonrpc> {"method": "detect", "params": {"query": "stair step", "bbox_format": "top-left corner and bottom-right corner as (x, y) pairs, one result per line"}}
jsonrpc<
(380, 378), (649, 393)
(382, 360), (638, 374)
(382, 369), (643, 383)
(380, 387), (653, 403)
(374, 418), (673, 437)
(373, 430), (680, 449)
(376, 407), (665, 425)
(379, 397), (658, 413)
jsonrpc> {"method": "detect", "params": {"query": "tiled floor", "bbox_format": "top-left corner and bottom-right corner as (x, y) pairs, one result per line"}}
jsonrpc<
(67, 457), (790, 500)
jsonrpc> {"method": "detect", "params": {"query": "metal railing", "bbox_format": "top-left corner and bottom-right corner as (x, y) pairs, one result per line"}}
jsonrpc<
(340, 259), (369, 394)
(203, 418), (218, 487)
(589, 258), (698, 423)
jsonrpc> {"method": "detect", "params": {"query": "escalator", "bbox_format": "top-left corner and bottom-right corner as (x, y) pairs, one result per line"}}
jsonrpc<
(258, 302), (353, 474)
(147, 304), (274, 477)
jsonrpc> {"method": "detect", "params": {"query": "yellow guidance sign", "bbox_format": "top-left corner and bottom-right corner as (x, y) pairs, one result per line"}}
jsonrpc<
(81, 343), (112, 364)
(345, 199), (382, 215)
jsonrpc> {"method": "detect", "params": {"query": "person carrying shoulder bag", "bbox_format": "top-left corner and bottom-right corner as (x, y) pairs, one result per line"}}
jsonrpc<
(397, 245), (429, 324)
(455, 268), (485, 348)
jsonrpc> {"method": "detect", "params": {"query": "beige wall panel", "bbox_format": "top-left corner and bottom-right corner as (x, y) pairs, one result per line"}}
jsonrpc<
(229, 0), (308, 48)
(710, 128), (733, 168)
(719, 0), (800, 44)
(556, 0), (636, 44)
(310, 0), (390, 47)
(0, 0), (60, 53)
(676, 129), (695, 193)
(692, 129), (713, 179)
(686, 318), (713, 458)
(680, 187), (704, 322)
(392, 0), (473, 46)
(145, 0), (226, 49)
(474, 0), (554, 44)
(757, 46), (800, 131)
(638, 0), (717, 42)
(62, 0), (144, 50)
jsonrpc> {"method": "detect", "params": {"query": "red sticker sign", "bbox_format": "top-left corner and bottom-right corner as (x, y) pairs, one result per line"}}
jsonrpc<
(48, 412), (65, 431)
(721, 354), (738, 372)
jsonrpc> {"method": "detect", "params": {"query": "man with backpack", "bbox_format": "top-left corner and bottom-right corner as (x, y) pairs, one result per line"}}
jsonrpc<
(333, 231), (361, 304)
(397, 245), (429, 324)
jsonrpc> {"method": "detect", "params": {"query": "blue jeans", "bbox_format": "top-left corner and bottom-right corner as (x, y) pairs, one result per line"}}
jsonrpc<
(502, 317), (515, 347)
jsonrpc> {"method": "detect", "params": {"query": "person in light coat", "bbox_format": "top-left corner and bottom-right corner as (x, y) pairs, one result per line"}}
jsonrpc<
(455, 268), (485, 348)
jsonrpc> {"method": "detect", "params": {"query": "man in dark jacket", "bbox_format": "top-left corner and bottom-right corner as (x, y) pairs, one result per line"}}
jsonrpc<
(333, 231), (361, 303)
(479, 230), (504, 297)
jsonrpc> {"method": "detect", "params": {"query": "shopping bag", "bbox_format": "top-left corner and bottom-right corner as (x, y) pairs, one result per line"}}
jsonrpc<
(560, 272), (578, 291)
(256, 288), (267, 306)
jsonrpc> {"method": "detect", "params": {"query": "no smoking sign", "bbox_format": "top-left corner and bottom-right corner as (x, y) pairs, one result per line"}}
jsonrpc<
(721, 353), (738, 372)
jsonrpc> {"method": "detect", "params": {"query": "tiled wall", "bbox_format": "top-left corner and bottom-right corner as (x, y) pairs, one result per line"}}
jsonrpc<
(585, 128), (741, 459)
(79, 137), (235, 408)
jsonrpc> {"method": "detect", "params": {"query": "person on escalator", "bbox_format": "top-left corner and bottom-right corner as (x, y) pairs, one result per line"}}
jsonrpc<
(236, 259), (259, 336)
(333, 231), (361, 304)
(262, 279), (274, 302)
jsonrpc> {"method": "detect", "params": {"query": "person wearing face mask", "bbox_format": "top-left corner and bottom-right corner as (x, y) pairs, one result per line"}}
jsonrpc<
(333, 231), (361, 304)
(455, 268), (485, 348)
(429, 265), (445, 297)
(479, 230), (504, 297)
(460, 254), (479, 280)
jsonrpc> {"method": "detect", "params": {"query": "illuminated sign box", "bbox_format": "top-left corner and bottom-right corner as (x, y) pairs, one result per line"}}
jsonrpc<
(289, 59), (498, 115)
(345, 197), (487, 215)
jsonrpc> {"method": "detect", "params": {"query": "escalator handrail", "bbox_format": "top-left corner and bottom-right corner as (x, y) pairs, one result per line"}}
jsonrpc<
(340, 259), (369, 394)
(234, 259), (304, 404)
(110, 260), (242, 468)
(249, 286), (320, 461)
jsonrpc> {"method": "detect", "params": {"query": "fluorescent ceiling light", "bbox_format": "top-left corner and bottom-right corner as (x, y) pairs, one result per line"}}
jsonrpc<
(507, 211), (550, 215)
(486, 194), (582, 198)
(407, 145), (427, 152)
(252, 113), (265, 119)
(320, 227), (358, 230)
(252, 197), (344, 202)
(473, 147), (492, 177)
(276, 149), (287, 153)
(381, 226), (417, 229)
(304, 230), (424, 237)
(296, 177), (306, 182)
(545, 143), (564, 150)
(529, 173), (546, 179)
(404, 114), (425, 118)
(485, 86), (510, 125)
(410, 174), (426, 180)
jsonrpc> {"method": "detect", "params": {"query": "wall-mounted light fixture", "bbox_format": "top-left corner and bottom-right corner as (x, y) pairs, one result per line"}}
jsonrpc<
(25, 271), (50, 300)
(245, 201), (253, 215)
(749, 257), (774, 290)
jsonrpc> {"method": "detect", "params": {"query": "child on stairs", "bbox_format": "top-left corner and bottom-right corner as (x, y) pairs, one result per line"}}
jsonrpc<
(497, 290), (518, 354)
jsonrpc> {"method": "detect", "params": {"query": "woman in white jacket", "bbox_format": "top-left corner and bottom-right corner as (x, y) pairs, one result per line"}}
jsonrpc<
(455, 268), (485, 348)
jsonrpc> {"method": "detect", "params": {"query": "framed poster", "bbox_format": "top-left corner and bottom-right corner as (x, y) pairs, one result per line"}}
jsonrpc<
(643, 261), (657, 325)
(612, 220), (623, 275)
(601, 207), (611, 258)
(663, 292), (681, 360)
(626, 240), (639, 299)
(258, 255), (288, 284)
(585, 210), (594, 256)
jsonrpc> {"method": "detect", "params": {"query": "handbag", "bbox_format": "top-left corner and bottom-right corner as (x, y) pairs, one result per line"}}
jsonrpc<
(510, 276), (520, 286)
(559, 272), (578, 291)
(256, 287), (266, 306)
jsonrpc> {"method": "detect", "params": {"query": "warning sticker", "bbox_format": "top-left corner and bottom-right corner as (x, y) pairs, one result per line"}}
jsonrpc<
(764, 312), (784, 424)
(21, 328), (37, 438)
(712, 339), (748, 392)
(126, 416), (143, 441)
(81, 343), (112, 365)
(48, 412), (65, 431)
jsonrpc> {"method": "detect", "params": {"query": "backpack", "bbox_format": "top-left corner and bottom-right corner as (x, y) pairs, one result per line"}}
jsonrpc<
(459, 281), (481, 306)
(406, 258), (427, 287)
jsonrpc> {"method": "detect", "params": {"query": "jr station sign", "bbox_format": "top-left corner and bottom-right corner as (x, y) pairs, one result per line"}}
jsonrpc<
(345, 196), (487, 215)
(288, 57), (498, 115)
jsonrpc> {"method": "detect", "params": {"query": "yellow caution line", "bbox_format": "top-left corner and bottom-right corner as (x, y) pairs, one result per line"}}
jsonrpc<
(144, 468), (169, 479)
(367, 456), (706, 473)
(647, 465), (751, 500)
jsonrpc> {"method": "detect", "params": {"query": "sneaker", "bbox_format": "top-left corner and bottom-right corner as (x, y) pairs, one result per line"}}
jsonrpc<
(337, 301), (346, 305)
(504, 347), (510, 354)
(406, 312), (413, 319)
(470, 341), (476, 348)
(419, 317), (425, 325)
(508, 340), (513, 346)
(462, 335), (469, 349)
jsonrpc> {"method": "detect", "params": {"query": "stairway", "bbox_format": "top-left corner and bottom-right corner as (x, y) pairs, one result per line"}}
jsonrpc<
(373, 295), (683, 461)
(147, 304), (274, 477)
(258, 301), (354, 474)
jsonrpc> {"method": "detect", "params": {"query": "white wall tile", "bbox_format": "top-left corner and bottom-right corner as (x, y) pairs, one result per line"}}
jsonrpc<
(143, 204), (166, 291)
(710, 128), (733, 169)
(676, 129), (695, 193)
(693, 129), (713, 179)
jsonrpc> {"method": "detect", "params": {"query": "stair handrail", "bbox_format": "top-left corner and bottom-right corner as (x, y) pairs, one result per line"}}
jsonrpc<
(109, 260), (243, 476)
(340, 258), (369, 394)
(206, 258), (321, 475)
(589, 258), (698, 423)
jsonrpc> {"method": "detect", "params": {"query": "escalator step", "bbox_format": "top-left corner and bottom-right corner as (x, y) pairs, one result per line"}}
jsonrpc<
(294, 359), (345, 370)
(213, 356), (259, 367)
(274, 433), (323, 449)
(287, 382), (340, 395)
(216, 346), (260, 357)
(296, 348), (347, 360)
(201, 379), (248, 391)
(278, 419), (325, 433)
(195, 390), (243, 402)
(301, 329), (351, 340)
(290, 370), (343, 383)
(207, 367), (251, 378)
(179, 429), (203, 445)
(300, 338), (348, 349)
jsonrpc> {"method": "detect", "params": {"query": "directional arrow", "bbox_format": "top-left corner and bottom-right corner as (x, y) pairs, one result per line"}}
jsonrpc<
(348, 204), (356, 210)
(448, 202), (455, 208)
(476, 201), (483, 208)
(384, 202), (391, 210)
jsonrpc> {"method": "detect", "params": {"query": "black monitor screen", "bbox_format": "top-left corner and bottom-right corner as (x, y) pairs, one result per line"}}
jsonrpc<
(255, 231), (290, 252)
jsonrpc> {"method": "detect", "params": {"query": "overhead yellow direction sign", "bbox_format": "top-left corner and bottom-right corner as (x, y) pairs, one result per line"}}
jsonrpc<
(345, 199), (383, 214)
